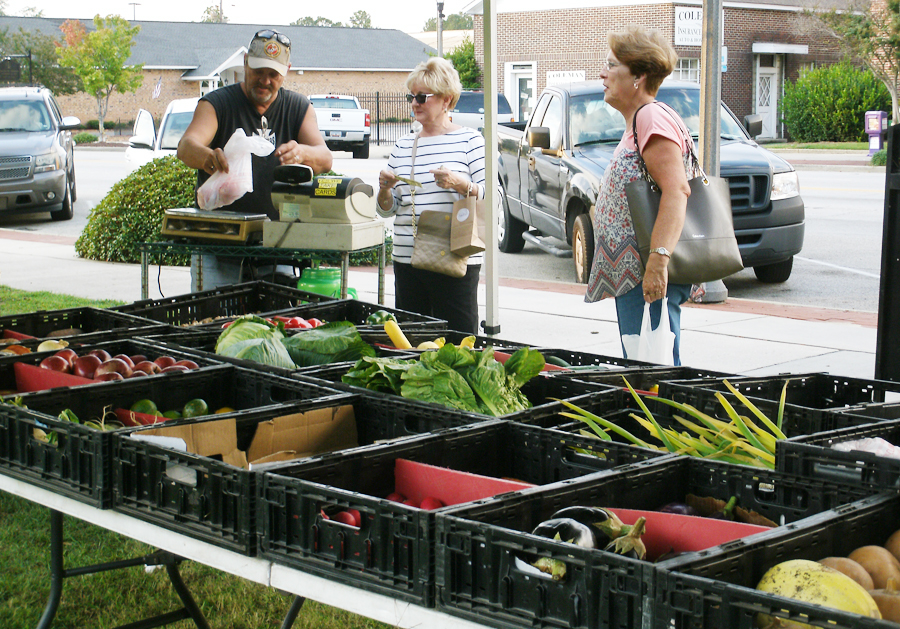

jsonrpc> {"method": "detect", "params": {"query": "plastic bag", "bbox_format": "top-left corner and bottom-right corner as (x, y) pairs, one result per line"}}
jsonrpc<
(622, 298), (675, 365)
(196, 129), (275, 210)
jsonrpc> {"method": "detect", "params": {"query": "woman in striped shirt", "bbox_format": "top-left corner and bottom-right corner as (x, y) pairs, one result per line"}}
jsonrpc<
(376, 57), (486, 334)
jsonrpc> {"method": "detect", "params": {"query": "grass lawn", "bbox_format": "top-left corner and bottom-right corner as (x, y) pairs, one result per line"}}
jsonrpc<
(760, 140), (869, 150)
(0, 285), (393, 629)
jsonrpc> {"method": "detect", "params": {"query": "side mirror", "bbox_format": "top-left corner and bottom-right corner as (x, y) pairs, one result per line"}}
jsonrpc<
(128, 135), (154, 150)
(743, 114), (763, 139)
(527, 126), (551, 150)
(59, 116), (81, 131)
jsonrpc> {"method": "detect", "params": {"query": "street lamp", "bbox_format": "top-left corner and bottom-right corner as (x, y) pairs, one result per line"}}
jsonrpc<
(128, 3), (140, 20)
(437, 2), (445, 56)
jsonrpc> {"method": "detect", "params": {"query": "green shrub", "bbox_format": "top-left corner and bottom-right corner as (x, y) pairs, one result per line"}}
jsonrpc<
(73, 132), (97, 144)
(782, 61), (891, 142)
(75, 155), (195, 266)
(872, 148), (888, 166)
(84, 119), (117, 130)
(349, 235), (393, 265)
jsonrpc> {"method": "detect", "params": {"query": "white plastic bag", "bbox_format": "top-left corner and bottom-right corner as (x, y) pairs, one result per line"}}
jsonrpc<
(196, 129), (275, 210)
(622, 298), (675, 365)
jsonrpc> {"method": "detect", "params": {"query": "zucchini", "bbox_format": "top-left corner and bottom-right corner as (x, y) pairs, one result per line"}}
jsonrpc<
(545, 355), (572, 368)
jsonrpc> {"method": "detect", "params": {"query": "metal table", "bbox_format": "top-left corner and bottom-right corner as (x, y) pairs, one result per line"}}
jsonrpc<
(139, 241), (386, 304)
(0, 473), (486, 629)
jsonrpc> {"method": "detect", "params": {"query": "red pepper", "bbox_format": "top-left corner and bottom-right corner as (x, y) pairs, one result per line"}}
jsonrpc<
(307, 318), (325, 328)
(272, 315), (292, 323)
(285, 317), (312, 329)
(221, 320), (234, 329)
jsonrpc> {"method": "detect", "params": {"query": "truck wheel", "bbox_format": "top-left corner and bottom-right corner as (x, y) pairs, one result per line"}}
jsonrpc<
(352, 142), (370, 159)
(754, 257), (793, 283)
(50, 176), (74, 222)
(498, 187), (527, 253)
(69, 164), (77, 203)
(573, 213), (594, 284)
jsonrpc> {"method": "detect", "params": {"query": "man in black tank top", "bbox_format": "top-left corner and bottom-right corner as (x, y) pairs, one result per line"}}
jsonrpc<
(177, 28), (333, 289)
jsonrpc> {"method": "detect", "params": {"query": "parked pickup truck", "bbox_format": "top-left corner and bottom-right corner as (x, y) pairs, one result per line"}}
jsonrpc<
(310, 94), (371, 159)
(497, 80), (805, 284)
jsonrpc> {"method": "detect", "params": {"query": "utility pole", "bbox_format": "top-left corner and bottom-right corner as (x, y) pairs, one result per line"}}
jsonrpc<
(437, 2), (445, 56)
(128, 3), (140, 20)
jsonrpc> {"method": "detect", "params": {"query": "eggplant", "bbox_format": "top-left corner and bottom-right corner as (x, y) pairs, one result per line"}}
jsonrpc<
(549, 506), (648, 560)
(526, 517), (597, 581)
(659, 502), (699, 516)
(709, 496), (737, 520)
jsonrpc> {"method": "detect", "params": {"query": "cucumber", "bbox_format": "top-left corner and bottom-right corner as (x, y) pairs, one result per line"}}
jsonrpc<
(545, 355), (572, 368)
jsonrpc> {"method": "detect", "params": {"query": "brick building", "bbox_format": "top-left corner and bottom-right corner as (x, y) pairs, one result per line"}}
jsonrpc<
(465, 0), (846, 139)
(0, 17), (435, 128)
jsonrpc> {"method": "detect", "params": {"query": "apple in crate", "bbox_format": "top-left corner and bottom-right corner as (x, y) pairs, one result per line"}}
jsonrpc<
(40, 355), (72, 373)
(72, 354), (103, 379)
(95, 358), (133, 379)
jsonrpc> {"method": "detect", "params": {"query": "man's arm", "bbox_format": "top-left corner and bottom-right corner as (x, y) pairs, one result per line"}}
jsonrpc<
(177, 100), (228, 174)
(272, 103), (333, 174)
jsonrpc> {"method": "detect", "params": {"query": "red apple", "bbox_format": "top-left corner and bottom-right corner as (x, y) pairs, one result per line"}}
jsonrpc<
(386, 492), (405, 503)
(95, 358), (133, 379)
(88, 349), (112, 363)
(419, 497), (445, 510)
(128, 370), (148, 378)
(94, 372), (124, 382)
(345, 509), (361, 527)
(331, 511), (358, 526)
(54, 348), (78, 367)
(173, 359), (199, 370)
(160, 365), (189, 374)
(130, 354), (148, 366)
(319, 509), (330, 520)
(112, 354), (134, 368)
(72, 354), (102, 379)
(40, 355), (71, 373)
(154, 356), (176, 369)
(402, 498), (419, 508)
(133, 360), (162, 375)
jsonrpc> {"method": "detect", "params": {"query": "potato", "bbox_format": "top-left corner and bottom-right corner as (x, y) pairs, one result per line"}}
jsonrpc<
(884, 529), (900, 565)
(869, 578), (900, 623)
(848, 545), (900, 590)
(818, 557), (875, 590)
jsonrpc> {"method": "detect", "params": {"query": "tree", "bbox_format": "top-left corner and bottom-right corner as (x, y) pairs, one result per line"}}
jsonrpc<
(291, 16), (345, 27)
(0, 27), (80, 94)
(21, 7), (43, 16)
(349, 10), (372, 28)
(807, 0), (900, 120)
(423, 12), (473, 32)
(201, 5), (228, 23)
(445, 36), (480, 88)
(57, 16), (143, 142)
(0, 1), (6, 16)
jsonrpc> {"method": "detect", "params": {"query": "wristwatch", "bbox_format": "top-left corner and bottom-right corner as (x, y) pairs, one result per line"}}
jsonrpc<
(649, 247), (671, 257)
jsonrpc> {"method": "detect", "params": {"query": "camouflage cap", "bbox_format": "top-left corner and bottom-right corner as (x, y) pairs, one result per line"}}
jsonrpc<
(247, 30), (290, 76)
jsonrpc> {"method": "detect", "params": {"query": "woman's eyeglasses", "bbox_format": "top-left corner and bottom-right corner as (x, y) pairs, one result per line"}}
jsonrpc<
(406, 93), (435, 104)
(254, 29), (291, 48)
(602, 59), (621, 71)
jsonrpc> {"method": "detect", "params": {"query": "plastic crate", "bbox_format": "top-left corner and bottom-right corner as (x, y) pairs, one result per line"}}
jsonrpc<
(116, 394), (494, 555)
(649, 493), (900, 629)
(777, 417), (900, 489)
(434, 456), (882, 629)
(550, 365), (736, 394)
(303, 360), (617, 421)
(0, 337), (223, 396)
(530, 347), (655, 370)
(0, 307), (170, 343)
(257, 421), (672, 606)
(359, 330), (529, 354)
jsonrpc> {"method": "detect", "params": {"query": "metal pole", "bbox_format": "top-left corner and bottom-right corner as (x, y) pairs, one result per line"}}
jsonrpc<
(437, 2), (445, 56)
(483, 0), (500, 335)
(876, 124), (900, 381)
(699, 0), (722, 176)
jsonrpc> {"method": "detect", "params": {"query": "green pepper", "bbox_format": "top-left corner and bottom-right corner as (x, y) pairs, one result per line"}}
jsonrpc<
(365, 310), (397, 325)
(58, 409), (80, 424)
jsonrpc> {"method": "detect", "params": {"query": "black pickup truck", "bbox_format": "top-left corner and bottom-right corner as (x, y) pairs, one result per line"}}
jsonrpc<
(497, 80), (805, 283)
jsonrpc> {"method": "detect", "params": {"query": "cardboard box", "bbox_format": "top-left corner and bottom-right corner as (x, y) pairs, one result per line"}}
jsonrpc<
(138, 404), (358, 469)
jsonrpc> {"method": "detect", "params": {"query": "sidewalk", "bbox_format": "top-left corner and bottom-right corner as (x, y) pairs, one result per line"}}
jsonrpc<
(0, 227), (879, 381)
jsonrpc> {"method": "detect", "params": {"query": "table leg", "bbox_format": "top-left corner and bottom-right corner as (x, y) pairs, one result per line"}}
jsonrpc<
(340, 252), (350, 299)
(378, 241), (386, 305)
(35, 509), (64, 629)
(141, 250), (149, 300)
(279, 596), (306, 629)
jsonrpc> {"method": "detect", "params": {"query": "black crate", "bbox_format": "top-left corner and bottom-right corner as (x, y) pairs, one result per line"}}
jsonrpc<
(257, 421), (672, 606)
(0, 337), (222, 396)
(649, 493), (900, 629)
(434, 456), (882, 629)
(0, 307), (169, 343)
(551, 365), (736, 393)
(303, 360), (617, 421)
(777, 417), (900, 489)
(112, 280), (336, 326)
(359, 329), (528, 354)
(531, 347), (655, 370)
(118, 394), (493, 555)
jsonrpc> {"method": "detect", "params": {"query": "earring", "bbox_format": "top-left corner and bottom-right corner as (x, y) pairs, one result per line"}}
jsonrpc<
(633, 82), (639, 89)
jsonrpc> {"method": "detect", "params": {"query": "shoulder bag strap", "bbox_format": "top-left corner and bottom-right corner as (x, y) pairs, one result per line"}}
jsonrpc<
(410, 133), (420, 236)
(631, 102), (704, 185)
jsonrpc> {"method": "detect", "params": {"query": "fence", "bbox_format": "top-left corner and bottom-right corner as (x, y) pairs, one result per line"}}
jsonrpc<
(346, 92), (415, 146)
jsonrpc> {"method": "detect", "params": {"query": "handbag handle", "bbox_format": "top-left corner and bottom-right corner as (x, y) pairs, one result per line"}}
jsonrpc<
(631, 102), (705, 188)
(410, 133), (420, 237)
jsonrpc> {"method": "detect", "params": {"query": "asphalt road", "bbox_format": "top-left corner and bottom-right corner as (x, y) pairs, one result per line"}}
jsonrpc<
(0, 147), (885, 314)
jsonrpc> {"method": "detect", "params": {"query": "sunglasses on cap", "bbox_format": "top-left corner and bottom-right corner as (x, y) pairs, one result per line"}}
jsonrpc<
(406, 93), (435, 104)
(254, 29), (291, 48)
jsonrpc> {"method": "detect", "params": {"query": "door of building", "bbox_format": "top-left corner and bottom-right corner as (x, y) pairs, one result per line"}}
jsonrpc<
(507, 63), (535, 123)
(757, 67), (778, 138)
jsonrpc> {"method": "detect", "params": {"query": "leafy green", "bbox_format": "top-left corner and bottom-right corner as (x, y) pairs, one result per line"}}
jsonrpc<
(504, 347), (546, 387)
(281, 321), (375, 367)
(215, 315), (283, 355)
(225, 337), (296, 369)
(341, 356), (417, 392)
(401, 360), (484, 413)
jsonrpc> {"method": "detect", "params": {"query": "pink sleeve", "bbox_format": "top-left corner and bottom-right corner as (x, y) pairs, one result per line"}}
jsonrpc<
(633, 103), (689, 155)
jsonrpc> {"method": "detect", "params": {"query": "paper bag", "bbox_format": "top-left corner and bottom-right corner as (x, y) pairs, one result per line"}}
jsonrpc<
(450, 194), (485, 256)
(196, 128), (275, 210)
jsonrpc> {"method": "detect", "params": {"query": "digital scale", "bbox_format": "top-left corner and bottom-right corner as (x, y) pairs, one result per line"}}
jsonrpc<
(160, 208), (269, 243)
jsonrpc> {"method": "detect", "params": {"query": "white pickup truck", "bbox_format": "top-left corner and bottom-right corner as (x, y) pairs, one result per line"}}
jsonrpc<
(310, 94), (371, 159)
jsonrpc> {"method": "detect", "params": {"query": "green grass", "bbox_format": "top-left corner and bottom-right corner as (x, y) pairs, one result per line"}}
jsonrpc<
(760, 141), (868, 150)
(0, 285), (394, 629)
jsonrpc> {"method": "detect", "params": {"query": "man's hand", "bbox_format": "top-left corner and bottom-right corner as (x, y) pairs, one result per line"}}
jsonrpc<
(203, 147), (229, 174)
(273, 140), (306, 165)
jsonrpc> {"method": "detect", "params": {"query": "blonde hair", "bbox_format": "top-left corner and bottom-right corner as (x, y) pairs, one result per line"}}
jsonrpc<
(406, 57), (463, 109)
(608, 26), (678, 94)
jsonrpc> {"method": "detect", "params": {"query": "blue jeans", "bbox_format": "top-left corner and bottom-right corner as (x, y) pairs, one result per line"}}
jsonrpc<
(190, 254), (295, 292)
(615, 282), (692, 365)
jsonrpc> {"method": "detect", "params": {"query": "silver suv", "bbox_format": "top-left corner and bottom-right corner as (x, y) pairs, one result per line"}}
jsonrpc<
(0, 86), (80, 221)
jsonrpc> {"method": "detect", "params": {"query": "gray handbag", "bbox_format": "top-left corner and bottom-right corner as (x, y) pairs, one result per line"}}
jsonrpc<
(626, 103), (743, 285)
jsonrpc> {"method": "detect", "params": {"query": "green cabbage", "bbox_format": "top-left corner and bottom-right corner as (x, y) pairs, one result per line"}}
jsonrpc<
(223, 336), (296, 369)
(215, 315), (283, 354)
(281, 321), (375, 367)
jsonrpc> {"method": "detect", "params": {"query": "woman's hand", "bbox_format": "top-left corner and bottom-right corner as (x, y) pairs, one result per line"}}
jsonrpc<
(430, 166), (472, 196)
(378, 169), (399, 191)
(642, 253), (669, 302)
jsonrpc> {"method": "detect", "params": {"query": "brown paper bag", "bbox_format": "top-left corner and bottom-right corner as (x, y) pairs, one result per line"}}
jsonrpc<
(450, 194), (485, 256)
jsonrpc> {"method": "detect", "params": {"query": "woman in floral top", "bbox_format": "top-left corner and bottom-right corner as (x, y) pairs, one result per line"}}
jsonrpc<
(585, 26), (694, 365)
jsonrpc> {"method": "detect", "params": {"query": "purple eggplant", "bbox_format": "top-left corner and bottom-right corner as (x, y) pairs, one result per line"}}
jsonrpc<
(659, 502), (699, 516)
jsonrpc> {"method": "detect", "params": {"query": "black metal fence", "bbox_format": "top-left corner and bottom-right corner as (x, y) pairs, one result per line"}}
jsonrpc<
(345, 92), (414, 146)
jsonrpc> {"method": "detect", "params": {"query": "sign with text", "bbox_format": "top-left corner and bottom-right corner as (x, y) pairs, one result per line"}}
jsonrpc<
(547, 70), (585, 86)
(675, 7), (703, 46)
(0, 59), (21, 83)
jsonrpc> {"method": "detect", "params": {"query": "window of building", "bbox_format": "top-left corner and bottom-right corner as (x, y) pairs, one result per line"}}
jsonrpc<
(674, 58), (700, 83)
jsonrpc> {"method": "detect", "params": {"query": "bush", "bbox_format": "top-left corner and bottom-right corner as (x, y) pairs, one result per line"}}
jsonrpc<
(782, 61), (891, 142)
(872, 149), (888, 166)
(75, 155), (195, 266)
(73, 132), (97, 144)
(84, 119), (117, 130)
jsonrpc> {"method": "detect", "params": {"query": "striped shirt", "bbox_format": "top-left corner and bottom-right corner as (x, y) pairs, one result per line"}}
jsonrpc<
(378, 128), (486, 265)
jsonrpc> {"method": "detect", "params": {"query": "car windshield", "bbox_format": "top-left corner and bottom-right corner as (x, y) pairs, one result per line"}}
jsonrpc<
(159, 112), (194, 150)
(0, 100), (51, 132)
(570, 87), (748, 147)
(454, 92), (513, 114)
(310, 98), (358, 109)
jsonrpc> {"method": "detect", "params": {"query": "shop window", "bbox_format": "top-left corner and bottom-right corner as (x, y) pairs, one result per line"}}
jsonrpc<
(759, 54), (775, 68)
(674, 58), (700, 83)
